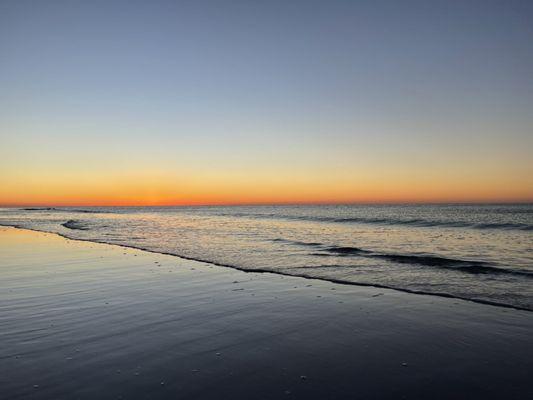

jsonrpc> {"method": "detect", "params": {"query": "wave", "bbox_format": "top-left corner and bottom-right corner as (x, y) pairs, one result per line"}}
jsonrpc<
(18, 207), (533, 231)
(451, 264), (533, 276)
(330, 218), (533, 231)
(227, 212), (533, 231)
(325, 246), (371, 255)
(369, 254), (531, 276)
(67, 209), (111, 214)
(62, 220), (91, 231)
(21, 208), (110, 214)
(270, 239), (532, 278)
(270, 238), (324, 247)
(317, 250), (532, 277)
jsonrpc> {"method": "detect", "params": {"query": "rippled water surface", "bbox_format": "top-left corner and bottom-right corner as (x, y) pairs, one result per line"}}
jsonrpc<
(1, 204), (532, 309)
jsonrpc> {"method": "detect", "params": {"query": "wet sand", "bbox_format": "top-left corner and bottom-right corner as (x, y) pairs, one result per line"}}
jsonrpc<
(1, 227), (532, 400)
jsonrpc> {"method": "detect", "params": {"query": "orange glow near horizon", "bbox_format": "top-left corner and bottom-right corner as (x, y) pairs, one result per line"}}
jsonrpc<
(1, 169), (532, 207)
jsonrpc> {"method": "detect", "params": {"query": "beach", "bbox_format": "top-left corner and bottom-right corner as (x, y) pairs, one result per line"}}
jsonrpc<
(1, 226), (532, 399)
(3, 0), (533, 398)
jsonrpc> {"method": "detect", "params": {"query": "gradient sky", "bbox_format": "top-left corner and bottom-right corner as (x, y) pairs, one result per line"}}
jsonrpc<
(1, 0), (532, 206)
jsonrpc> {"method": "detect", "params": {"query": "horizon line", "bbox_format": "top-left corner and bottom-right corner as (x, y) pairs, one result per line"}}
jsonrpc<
(2, 200), (532, 208)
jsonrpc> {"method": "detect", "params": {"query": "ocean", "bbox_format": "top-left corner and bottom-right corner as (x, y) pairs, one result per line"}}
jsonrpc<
(1, 204), (532, 310)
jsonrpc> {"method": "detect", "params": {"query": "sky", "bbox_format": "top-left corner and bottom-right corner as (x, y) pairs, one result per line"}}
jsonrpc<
(1, 0), (532, 206)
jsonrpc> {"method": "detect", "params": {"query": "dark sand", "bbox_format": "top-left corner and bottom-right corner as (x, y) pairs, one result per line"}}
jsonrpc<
(1, 227), (532, 400)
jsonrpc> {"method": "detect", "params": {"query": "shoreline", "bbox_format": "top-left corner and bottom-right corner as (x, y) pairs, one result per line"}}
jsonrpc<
(1, 224), (530, 312)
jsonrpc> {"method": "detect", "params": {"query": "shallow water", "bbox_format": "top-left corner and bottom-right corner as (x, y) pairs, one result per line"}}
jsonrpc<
(1, 204), (532, 309)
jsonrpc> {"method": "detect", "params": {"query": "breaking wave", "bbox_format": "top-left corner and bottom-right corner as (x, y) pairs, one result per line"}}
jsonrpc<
(61, 220), (91, 230)
(270, 240), (532, 278)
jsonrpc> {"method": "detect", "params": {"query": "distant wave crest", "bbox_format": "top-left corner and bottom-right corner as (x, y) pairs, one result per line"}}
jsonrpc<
(327, 217), (533, 231)
(231, 212), (533, 231)
(21, 208), (110, 214)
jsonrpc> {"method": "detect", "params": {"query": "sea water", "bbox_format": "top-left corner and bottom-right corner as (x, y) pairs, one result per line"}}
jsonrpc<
(1, 204), (532, 310)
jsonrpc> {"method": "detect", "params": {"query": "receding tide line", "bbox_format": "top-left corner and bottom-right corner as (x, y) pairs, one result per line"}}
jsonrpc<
(1, 224), (531, 313)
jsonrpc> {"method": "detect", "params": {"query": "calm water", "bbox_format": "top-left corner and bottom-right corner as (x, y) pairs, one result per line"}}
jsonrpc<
(1, 205), (532, 310)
